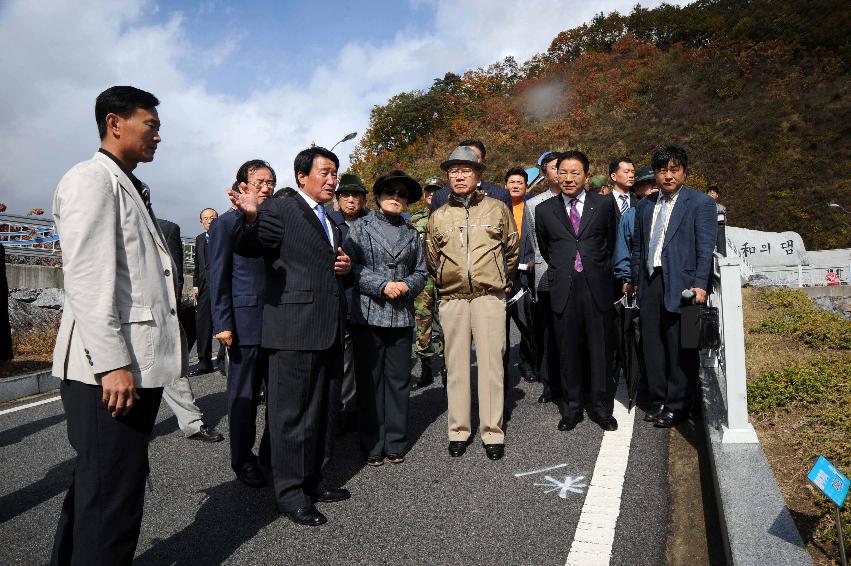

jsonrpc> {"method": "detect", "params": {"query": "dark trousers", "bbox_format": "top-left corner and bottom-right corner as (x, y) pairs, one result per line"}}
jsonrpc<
(534, 290), (560, 399)
(504, 289), (535, 373)
(227, 344), (270, 470)
(267, 340), (342, 512)
(51, 380), (163, 566)
(195, 286), (214, 370)
(552, 272), (615, 419)
(340, 329), (357, 417)
(640, 270), (699, 413)
(351, 325), (412, 457)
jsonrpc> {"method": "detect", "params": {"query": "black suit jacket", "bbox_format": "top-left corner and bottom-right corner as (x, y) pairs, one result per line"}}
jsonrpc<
(156, 218), (184, 297)
(233, 192), (346, 351)
(613, 191), (639, 221)
(194, 232), (210, 292)
(535, 191), (617, 314)
(429, 181), (512, 212)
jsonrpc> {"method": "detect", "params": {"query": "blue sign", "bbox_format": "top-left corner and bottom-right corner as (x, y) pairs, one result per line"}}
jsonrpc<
(807, 456), (849, 508)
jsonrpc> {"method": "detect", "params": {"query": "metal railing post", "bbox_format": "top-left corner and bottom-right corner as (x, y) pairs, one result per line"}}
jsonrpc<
(715, 254), (759, 443)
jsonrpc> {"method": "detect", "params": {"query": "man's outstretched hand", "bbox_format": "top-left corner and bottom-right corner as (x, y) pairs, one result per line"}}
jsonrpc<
(227, 182), (259, 223)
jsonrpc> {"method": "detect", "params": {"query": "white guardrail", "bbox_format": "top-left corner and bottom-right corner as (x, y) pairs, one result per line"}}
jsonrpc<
(1, 213), (197, 269)
(704, 252), (759, 444)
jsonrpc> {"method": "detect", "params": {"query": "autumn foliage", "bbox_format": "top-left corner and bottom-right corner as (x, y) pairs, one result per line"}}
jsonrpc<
(350, 0), (851, 250)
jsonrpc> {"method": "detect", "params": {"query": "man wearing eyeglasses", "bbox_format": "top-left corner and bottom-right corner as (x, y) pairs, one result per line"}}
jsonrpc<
(208, 159), (274, 488)
(426, 145), (519, 461)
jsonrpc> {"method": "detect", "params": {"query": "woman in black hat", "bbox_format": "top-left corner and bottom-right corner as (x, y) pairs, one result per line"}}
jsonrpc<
(343, 170), (427, 466)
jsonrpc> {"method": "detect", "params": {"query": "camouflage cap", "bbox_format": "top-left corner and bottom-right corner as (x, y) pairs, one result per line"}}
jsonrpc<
(423, 176), (442, 192)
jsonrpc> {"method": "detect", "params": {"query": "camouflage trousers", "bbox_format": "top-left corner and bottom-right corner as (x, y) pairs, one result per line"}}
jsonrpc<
(414, 277), (444, 359)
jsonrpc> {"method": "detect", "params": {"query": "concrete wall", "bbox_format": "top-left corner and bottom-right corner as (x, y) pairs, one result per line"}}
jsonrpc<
(6, 264), (63, 289)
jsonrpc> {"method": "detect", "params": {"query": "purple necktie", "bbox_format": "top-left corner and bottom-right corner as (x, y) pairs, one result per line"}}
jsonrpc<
(569, 198), (583, 272)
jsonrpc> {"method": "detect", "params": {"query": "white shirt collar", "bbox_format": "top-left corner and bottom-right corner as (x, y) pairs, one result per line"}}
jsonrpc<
(563, 190), (586, 205)
(297, 189), (320, 210)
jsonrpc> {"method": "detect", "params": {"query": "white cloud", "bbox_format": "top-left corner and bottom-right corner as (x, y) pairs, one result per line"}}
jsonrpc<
(0, 0), (682, 235)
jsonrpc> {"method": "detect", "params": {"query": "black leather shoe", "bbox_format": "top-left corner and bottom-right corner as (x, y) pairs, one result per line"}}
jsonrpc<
(558, 414), (583, 431)
(595, 415), (618, 431)
(643, 405), (665, 422)
(284, 506), (327, 526)
(188, 366), (214, 377)
(538, 393), (551, 404)
(520, 366), (538, 383)
(188, 424), (224, 443)
(312, 488), (350, 503)
(654, 410), (689, 428)
(448, 441), (467, 457)
(235, 462), (266, 488)
(484, 443), (504, 461)
(413, 362), (434, 390)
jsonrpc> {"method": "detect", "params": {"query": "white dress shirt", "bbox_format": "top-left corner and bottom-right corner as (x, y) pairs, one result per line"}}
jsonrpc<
(297, 189), (335, 250)
(649, 187), (682, 268)
(562, 190), (587, 218)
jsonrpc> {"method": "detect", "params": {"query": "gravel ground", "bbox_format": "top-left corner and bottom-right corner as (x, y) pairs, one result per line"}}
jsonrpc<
(0, 327), (670, 565)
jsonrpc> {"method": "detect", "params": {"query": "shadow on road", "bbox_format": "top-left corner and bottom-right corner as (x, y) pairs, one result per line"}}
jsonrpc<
(0, 412), (66, 448)
(134, 479), (279, 566)
(0, 458), (74, 523)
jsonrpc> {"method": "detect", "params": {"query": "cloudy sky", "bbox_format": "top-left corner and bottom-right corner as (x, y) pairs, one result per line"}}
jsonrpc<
(0, 0), (683, 235)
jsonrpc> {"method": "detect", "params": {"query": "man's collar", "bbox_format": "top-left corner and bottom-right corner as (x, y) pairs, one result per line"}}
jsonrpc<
(562, 189), (586, 204)
(98, 148), (142, 190)
(297, 189), (320, 209)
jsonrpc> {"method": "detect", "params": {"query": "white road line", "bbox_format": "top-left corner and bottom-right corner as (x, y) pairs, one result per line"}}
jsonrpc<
(565, 381), (636, 566)
(0, 395), (61, 416)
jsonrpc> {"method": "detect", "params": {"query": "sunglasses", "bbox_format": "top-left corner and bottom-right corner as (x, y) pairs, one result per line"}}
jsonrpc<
(382, 189), (409, 199)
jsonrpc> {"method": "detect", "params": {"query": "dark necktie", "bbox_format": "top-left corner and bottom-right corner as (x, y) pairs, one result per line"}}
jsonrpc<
(569, 198), (583, 272)
(619, 194), (628, 214)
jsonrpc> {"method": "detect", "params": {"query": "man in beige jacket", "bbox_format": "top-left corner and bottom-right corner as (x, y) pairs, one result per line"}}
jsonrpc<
(50, 86), (185, 566)
(426, 146), (519, 461)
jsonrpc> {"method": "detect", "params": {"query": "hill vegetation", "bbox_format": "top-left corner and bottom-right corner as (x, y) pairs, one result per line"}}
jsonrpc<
(350, 0), (851, 250)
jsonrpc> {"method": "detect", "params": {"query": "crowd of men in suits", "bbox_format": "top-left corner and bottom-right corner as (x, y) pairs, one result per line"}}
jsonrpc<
(47, 85), (717, 564)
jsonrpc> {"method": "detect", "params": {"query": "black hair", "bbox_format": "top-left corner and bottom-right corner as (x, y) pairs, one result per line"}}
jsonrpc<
(458, 139), (486, 160)
(707, 185), (721, 196)
(556, 150), (590, 174)
(274, 187), (296, 198)
(293, 147), (339, 188)
(236, 159), (276, 185)
(504, 167), (528, 184)
(95, 86), (160, 139)
(198, 207), (217, 219)
(651, 145), (689, 171)
(540, 151), (560, 168)
(608, 157), (634, 176)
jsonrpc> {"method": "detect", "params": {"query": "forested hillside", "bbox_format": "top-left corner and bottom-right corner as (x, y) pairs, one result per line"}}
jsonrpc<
(350, 0), (850, 250)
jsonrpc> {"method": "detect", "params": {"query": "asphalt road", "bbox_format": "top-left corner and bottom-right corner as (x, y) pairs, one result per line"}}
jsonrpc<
(0, 330), (670, 566)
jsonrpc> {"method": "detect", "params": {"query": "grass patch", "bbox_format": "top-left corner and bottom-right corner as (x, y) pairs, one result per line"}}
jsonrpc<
(744, 288), (850, 563)
(752, 288), (851, 349)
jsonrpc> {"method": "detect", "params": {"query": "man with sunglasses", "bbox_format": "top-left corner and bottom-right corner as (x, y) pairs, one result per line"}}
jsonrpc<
(426, 146), (519, 461)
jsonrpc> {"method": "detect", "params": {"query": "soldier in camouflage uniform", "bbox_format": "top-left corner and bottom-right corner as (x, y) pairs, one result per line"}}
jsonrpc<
(410, 178), (447, 389)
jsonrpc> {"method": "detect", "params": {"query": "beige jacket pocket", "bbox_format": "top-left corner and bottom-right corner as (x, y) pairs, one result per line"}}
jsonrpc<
(117, 305), (155, 372)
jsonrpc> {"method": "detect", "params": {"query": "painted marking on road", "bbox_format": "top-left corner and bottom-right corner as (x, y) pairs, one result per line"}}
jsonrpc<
(514, 463), (568, 477)
(565, 380), (636, 566)
(0, 395), (61, 416)
(534, 475), (587, 499)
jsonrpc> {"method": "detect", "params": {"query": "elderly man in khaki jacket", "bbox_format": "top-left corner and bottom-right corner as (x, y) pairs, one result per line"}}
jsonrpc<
(50, 86), (185, 566)
(426, 146), (519, 461)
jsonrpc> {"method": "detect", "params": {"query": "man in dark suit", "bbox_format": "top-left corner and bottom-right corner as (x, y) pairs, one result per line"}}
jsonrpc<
(630, 146), (717, 428)
(155, 218), (223, 443)
(535, 150), (619, 432)
(609, 157), (638, 221)
(191, 207), (219, 375)
(209, 161), (275, 487)
(230, 146), (352, 527)
(429, 140), (513, 212)
(328, 173), (369, 434)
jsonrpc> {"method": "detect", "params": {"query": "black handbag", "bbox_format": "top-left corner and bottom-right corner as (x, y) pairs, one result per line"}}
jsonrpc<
(681, 303), (721, 349)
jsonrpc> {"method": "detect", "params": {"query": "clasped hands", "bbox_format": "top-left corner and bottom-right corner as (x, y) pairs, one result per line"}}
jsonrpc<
(383, 280), (410, 299)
